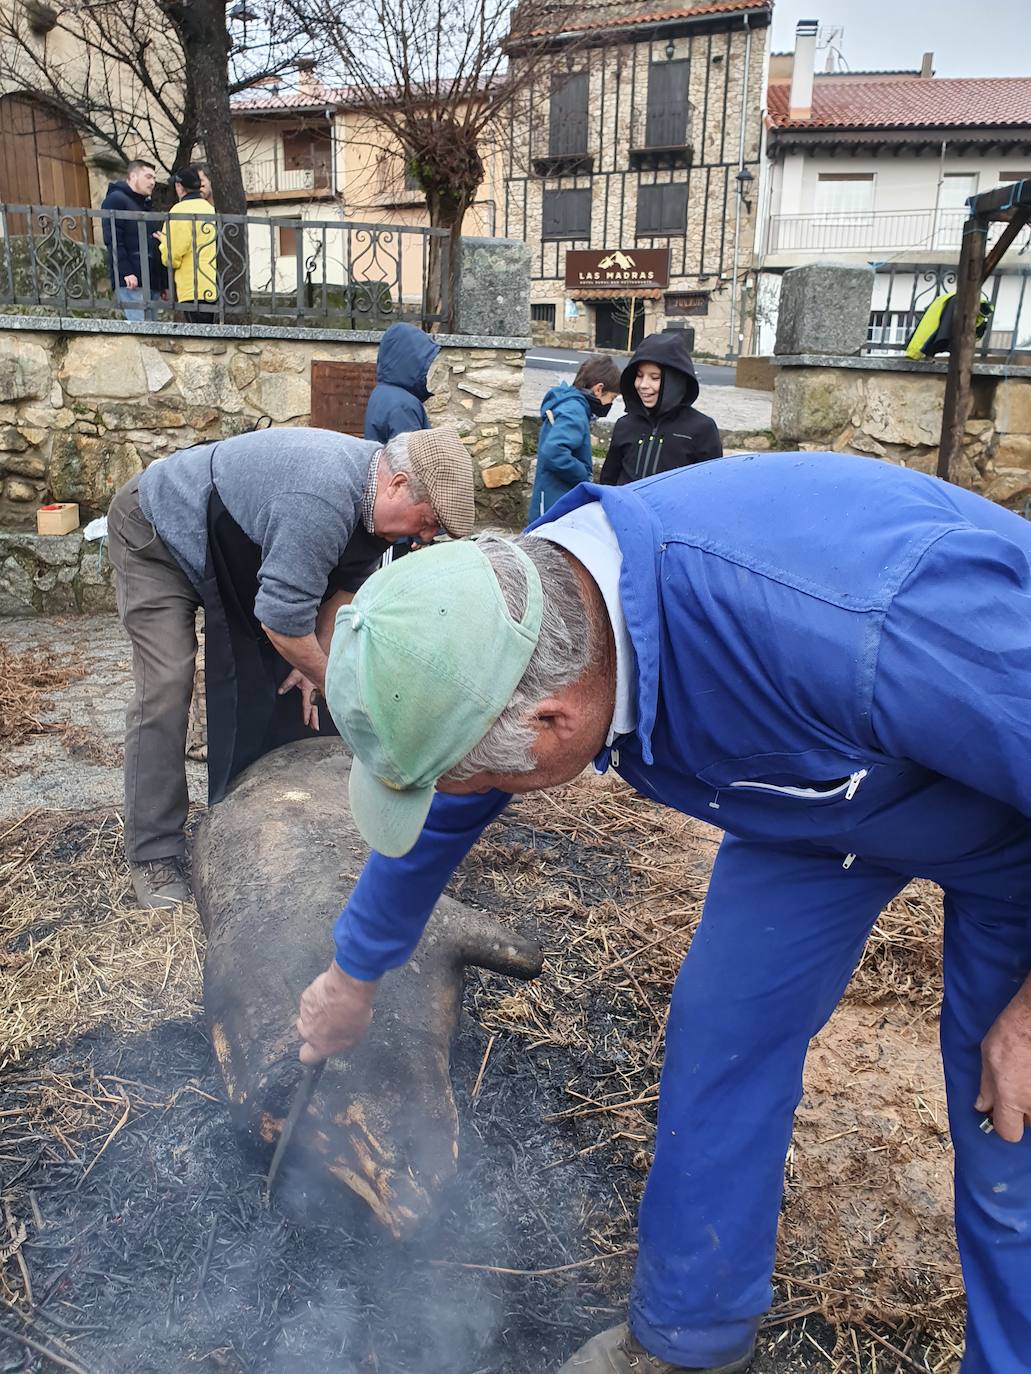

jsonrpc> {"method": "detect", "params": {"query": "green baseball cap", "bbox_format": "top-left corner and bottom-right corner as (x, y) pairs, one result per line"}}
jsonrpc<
(325, 540), (543, 857)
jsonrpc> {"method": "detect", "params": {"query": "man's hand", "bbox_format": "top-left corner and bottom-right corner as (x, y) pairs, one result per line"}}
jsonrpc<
(976, 981), (1031, 1143)
(278, 667), (321, 730)
(297, 962), (378, 1064)
(123, 273), (139, 289)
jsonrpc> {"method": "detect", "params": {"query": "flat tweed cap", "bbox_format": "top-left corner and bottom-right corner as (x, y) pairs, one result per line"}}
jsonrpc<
(406, 426), (475, 538)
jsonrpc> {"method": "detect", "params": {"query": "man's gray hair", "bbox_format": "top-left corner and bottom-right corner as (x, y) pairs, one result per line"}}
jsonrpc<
(444, 533), (598, 780)
(380, 433), (429, 505)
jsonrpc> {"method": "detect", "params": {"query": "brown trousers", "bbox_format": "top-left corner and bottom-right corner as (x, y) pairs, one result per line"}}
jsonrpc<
(107, 476), (201, 862)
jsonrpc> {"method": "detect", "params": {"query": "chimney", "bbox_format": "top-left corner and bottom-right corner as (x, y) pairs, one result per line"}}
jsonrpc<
(789, 19), (818, 120)
(920, 51), (934, 79)
(297, 57), (319, 97)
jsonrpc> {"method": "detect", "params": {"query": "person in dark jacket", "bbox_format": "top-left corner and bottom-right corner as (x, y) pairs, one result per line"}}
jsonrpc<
(529, 355), (621, 520)
(599, 331), (721, 485)
(100, 160), (167, 322)
(364, 322), (441, 444)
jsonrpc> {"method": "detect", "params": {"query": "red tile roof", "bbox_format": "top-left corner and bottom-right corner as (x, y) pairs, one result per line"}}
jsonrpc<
(767, 76), (1031, 132)
(232, 85), (337, 112)
(516, 0), (769, 40)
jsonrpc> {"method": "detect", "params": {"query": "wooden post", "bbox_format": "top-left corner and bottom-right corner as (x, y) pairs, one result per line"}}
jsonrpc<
(937, 216), (987, 481)
(626, 295), (637, 352)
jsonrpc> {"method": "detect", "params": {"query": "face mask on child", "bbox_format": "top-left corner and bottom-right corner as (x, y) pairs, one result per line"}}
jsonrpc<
(587, 393), (613, 418)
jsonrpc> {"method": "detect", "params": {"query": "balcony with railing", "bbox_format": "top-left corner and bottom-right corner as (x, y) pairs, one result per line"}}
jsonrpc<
(242, 156), (333, 201)
(627, 104), (693, 170)
(763, 207), (970, 259)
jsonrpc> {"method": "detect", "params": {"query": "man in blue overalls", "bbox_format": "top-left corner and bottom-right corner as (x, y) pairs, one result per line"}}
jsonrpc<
(297, 451), (1031, 1374)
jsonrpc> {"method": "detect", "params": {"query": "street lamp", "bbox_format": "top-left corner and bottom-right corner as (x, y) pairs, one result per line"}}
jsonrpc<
(735, 165), (754, 214)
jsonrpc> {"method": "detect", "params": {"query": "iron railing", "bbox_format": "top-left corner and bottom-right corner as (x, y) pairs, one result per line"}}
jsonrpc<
(0, 203), (450, 328)
(863, 263), (1031, 359)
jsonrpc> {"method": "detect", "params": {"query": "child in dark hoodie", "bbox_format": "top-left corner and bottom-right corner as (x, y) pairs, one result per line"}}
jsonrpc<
(599, 331), (722, 485)
(529, 355), (621, 519)
(364, 322), (441, 443)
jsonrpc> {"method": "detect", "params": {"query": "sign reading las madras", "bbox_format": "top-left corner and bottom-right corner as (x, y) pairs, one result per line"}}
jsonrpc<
(564, 249), (671, 291)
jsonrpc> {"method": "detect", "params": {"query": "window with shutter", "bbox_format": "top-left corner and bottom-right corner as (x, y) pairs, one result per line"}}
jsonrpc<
(549, 73), (589, 157)
(636, 182), (689, 236)
(542, 188), (592, 239)
(645, 60), (690, 149)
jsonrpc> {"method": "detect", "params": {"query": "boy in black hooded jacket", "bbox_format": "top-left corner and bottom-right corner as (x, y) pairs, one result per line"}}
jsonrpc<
(599, 331), (722, 484)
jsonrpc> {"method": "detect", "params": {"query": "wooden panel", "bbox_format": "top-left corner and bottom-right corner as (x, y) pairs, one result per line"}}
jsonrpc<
(0, 95), (43, 206)
(0, 95), (90, 236)
(310, 360), (378, 437)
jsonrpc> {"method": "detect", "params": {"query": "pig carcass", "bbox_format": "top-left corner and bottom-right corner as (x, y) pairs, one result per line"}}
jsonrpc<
(191, 737), (542, 1237)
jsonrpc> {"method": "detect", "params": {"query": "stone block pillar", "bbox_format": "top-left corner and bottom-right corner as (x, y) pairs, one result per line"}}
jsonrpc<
(455, 238), (531, 338)
(774, 263), (875, 358)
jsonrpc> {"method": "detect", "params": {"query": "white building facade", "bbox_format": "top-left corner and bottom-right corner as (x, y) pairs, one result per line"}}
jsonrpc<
(755, 24), (1031, 357)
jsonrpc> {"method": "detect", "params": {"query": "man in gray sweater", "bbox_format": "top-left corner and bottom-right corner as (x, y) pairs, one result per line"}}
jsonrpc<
(107, 424), (474, 909)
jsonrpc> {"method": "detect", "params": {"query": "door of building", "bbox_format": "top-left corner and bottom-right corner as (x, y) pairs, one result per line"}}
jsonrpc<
(594, 298), (645, 351)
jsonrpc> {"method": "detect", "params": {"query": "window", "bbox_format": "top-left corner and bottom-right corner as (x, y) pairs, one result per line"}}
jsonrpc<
(999, 171), (1031, 183)
(542, 188), (591, 239)
(936, 172), (978, 248)
(549, 72), (589, 157)
(403, 150), (421, 192)
(281, 128), (332, 190)
(814, 172), (874, 219)
(531, 303), (557, 326)
(637, 182), (688, 235)
(867, 310), (912, 351)
(644, 59), (691, 149)
(277, 222), (300, 256)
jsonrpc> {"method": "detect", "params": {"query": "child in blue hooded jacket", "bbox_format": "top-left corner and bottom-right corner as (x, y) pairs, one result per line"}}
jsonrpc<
(528, 355), (621, 519)
(364, 322), (441, 443)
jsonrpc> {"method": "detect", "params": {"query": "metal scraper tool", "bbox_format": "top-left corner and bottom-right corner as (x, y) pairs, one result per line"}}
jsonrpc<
(264, 1060), (325, 1204)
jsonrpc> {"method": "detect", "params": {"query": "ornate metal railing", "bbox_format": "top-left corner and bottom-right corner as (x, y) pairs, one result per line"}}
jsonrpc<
(241, 158), (332, 196)
(863, 262), (1031, 359)
(0, 204), (450, 328)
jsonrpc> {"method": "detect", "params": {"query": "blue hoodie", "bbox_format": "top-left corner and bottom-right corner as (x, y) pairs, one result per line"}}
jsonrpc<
(528, 383), (595, 520)
(363, 323), (441, 443)
(331, 450), (1031, 981)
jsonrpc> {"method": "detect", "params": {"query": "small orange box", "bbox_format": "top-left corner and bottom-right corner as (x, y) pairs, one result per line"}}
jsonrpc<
(36, 502), (80, 536)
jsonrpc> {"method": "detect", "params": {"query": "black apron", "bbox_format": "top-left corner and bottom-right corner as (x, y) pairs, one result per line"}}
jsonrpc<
(200, 450), (389, 804)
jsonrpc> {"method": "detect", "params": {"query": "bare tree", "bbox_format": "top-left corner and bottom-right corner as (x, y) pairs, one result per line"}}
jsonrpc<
(0, 0), (314, 211)
(292, 0), (575, 313)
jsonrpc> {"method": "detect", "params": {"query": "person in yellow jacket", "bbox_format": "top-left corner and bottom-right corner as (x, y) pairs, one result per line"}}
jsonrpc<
(160, 167), (217, 322)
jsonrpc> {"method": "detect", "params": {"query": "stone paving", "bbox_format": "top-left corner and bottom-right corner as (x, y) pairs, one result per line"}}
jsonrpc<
(521, 366), (773, 436)
(1, 613), (205, 823)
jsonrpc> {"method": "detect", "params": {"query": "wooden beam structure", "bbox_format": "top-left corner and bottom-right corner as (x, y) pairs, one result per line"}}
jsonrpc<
(936, 178), (1031, 482)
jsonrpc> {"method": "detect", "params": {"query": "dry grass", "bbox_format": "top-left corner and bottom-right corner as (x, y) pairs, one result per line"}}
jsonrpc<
(0, 809), (204, 1071)
(0, 646), (87, 750)
(0, 771), (961, 1372)
(460, 771), (963, 1372)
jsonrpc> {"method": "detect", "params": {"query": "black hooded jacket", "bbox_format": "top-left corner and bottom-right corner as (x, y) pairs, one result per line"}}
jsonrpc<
(599, 331), (722, 485)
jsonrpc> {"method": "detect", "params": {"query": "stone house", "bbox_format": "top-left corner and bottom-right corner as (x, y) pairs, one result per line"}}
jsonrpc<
(756, 19), (1031, 355)
(502, 0), (770, 356)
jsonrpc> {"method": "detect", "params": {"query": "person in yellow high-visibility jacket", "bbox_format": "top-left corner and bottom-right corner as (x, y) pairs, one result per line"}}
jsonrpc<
(160, 167), (217, 322)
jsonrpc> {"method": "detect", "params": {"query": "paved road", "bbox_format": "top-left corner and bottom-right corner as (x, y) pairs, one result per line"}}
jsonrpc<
(522, 346), (773, 435)
(526, 346), (735, 388)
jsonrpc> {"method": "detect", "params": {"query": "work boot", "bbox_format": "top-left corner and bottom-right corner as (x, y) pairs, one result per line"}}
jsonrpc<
(130, 858), (190, 909)
(557, 1324), (754, 1374)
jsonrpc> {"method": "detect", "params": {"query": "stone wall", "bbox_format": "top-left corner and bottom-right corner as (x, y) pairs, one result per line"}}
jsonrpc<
(773, 357), (1031, 509)
(0, 319), (529, 532)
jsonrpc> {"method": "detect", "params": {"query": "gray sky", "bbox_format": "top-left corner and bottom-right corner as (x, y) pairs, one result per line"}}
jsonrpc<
(770, 0), (1031, 78)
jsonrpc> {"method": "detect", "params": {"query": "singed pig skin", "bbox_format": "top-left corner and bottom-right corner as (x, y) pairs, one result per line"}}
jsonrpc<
(191, 738), (542, 1238)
